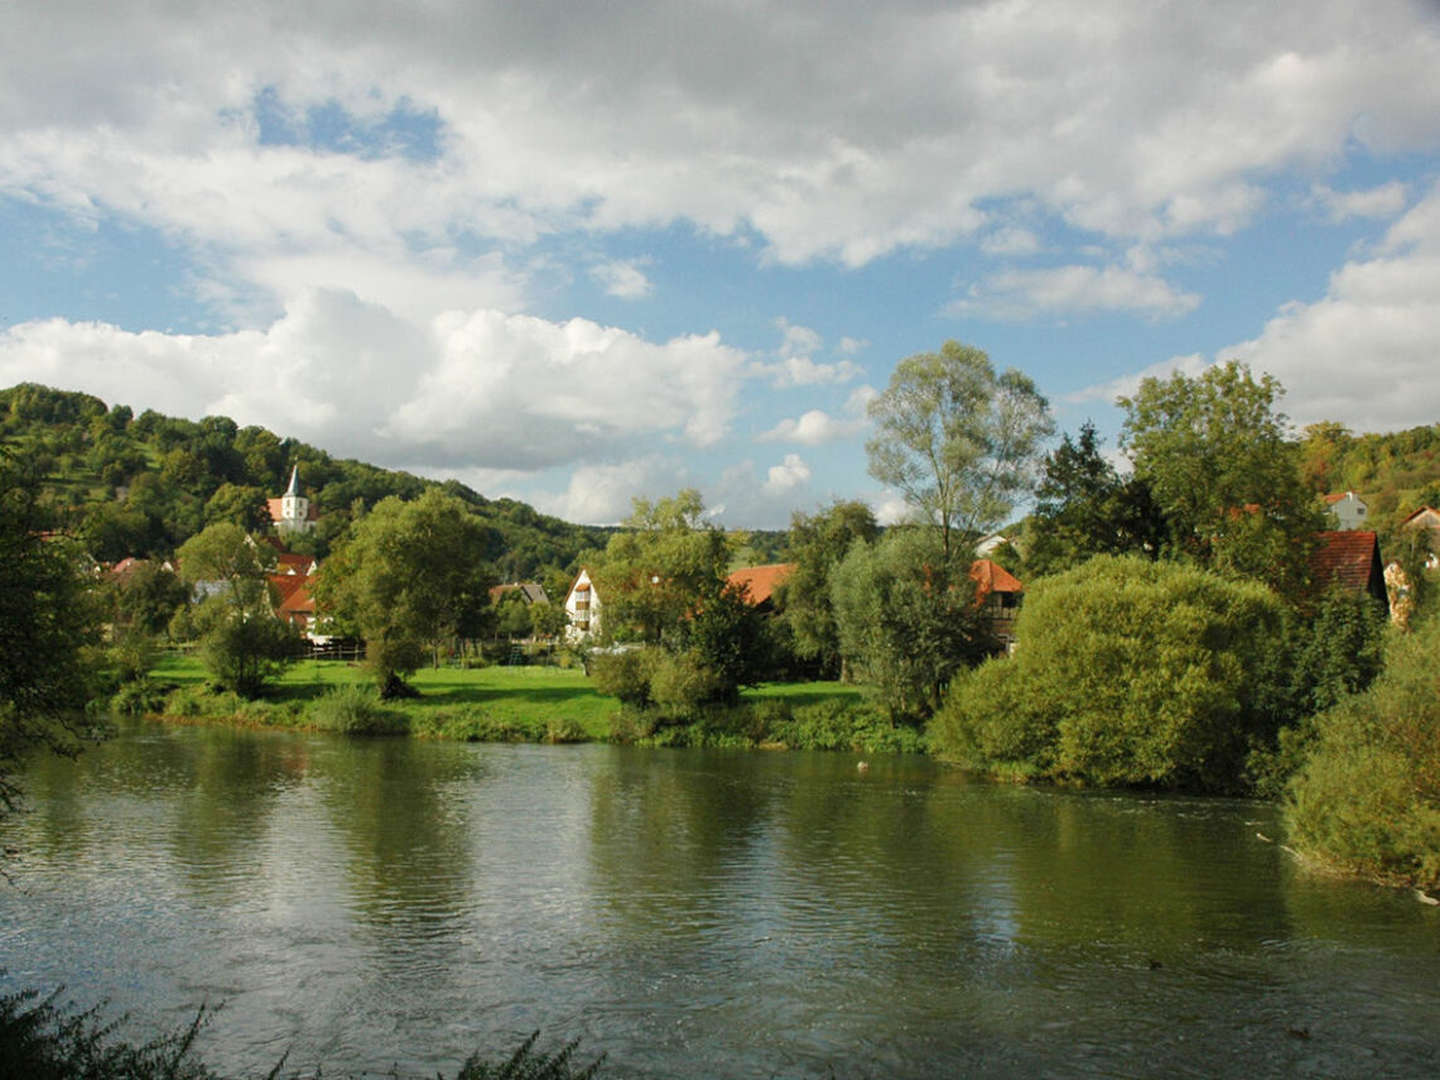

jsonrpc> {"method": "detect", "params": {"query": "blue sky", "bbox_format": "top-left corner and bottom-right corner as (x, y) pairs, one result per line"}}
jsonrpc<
(3, 0), (1439, 527)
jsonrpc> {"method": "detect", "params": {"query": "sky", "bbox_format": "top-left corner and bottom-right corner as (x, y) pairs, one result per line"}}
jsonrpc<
(3, 0), (1439, 528)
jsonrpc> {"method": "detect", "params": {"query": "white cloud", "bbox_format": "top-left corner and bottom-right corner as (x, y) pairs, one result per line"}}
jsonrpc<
(1065, 353), (1212, 406)
(1309, 181), (1410, 223)
(525, 458), (683, 526)
(589, 258), (653, 299)
(4, 0), (1438, 293)
(0, 289), (751, 472)
(949, 264), (1201, 322)
(763, 453), (812, 495)
(1069, 180), (1440, 433)
(758, 409), (866, 446)
(752, 319), (863, 386)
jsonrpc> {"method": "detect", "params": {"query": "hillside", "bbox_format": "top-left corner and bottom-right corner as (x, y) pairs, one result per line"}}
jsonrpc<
(0, 382), (612, 583)
(1299, 420), (1440, 532)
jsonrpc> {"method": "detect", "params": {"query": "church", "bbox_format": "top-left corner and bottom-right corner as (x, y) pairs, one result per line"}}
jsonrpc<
(266, 466), (318, 535)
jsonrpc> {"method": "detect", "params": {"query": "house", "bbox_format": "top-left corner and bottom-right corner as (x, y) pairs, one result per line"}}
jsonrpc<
(269, 573), (317, 632)
(1400, 506), (1440, 569)
(969, 558), (1023, 655)
(1322, 491), (1368, 530)
(266, 466), (318, 535)
(563, 568), (601, 642)
(1309, 530), (1388, 608)
(725, 563), (795, 612)
(489, 582), (550, 607)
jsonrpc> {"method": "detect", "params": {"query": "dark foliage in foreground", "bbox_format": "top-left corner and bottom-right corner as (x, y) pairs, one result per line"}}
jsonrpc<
(0, 981), (605, 1080)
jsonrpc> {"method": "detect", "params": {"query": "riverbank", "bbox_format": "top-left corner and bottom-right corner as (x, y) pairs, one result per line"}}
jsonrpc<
(126, 655), (924, 754)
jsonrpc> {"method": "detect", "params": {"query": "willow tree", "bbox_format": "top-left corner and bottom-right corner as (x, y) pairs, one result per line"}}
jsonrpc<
(866, 341), (1053, 561)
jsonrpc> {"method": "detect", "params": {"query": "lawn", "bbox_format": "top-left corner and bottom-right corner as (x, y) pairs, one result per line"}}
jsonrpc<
(145, 653), (878, 747)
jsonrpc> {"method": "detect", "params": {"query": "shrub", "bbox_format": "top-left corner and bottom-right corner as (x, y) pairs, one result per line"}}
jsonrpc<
(589, 648), (658, 708)
(1285, 615), (1440, 890)
(545, 717), (586, 744)
(310, 684), (408, 736)
(931, 555), (1286, 790)
(648, 650), (720, 716)
(109, 677), (171, 717)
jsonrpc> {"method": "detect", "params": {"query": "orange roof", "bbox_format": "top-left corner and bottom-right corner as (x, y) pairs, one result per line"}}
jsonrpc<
(726, 563), (795, 606)
(969, 558), (1023, 599)
(1402, 506), (1440, 528)
(1309, 531), (1381, 594)
(275, 552), (315, 575)
(1323, 491), (1354, 504)
(269, 574), (315, 616)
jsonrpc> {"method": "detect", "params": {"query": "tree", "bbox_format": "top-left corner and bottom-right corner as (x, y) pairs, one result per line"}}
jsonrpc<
(1118, 361), (1325, 597)
(779, 500), (880, 678)
(867, 341), (1053, 560)
(933, 555), (1287, 790)
(1024, 422), (1167, 578)
(591, 490), (733, 645)
(830, 529), (991, 721)
(315, 490), (496, 697)
(1, 444), (101, 819)
(176, 523), (294, 697)
(203, 482), (272, 532)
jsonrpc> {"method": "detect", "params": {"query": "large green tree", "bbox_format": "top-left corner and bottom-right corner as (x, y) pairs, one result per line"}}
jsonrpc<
(316, 490), (496, 696)
(176, 523), (294, 697)
(1024, 421), (1168, 578)
(830, 529), (991, 721)
(867, 341), (1053, 560)
(779, 499), (880, 678)
(1, 445), (101, 819)
(591, 490), (733, 646)
(1118, 361), (1325, 597)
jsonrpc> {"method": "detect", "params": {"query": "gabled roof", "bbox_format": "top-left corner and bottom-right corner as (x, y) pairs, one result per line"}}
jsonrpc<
(490, 582), (550, 605)
(275, 552), (316, 575)
(1401, 505), (1440, 529)
(1323, 490), (1363, 505)
(269, 573), (315, 616)
(969, 558), (1022, 599)
(726, 563), (795, 606)
(1309, 530), (1383, 595)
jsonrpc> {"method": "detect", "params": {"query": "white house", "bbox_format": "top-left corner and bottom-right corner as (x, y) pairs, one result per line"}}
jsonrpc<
(563, 568), (601, 642)
(1322, 490), (1368, 530)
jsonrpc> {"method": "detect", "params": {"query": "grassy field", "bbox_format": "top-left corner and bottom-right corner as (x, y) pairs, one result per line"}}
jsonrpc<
(145, 653), (875, 747)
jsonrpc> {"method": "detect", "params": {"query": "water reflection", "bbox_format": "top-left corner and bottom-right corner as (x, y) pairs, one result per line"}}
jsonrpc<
(3, 728), (1438, 1079)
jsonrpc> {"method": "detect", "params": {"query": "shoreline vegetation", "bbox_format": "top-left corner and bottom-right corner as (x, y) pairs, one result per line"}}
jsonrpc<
(114, 653), (927, 756)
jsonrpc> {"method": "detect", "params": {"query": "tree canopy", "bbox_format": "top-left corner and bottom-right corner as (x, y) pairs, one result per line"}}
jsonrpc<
(1119, 361), (1324, 596)
(315, 490), (496, 696)
(866, 341), (1053, 560)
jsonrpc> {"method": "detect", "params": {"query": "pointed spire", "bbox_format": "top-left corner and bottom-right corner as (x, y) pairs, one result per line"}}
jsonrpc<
(285, 465), (301, 497)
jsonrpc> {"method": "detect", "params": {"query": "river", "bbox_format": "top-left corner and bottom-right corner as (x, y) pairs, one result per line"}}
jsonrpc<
(2, 722), (1437, 1078)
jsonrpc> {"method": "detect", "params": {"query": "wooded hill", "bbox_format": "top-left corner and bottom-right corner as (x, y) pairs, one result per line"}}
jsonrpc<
(0, 382), (616, 584)
(1300, 420), (1440, 531)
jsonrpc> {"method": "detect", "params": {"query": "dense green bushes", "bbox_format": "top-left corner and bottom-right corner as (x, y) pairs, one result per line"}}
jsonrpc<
(932, 555), (1287, 790)
(309, 684), (408, 736)
(1284, 614), (1440, 890)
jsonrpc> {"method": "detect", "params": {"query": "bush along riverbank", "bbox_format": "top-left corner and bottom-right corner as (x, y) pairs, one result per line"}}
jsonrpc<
(106, 656), (918, 755)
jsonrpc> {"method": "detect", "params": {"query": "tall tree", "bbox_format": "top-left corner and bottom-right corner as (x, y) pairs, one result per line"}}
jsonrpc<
(1, 444), (100, 820)
(591, 490), (734, 645)
(867, 341), (1053, 560)
(779, 499), (880, 678)
(1025, 422), (1167, 578)
(315, 490), (496, 696)
(176, 523), (294, 697)
(1119, 361), (1325, 597)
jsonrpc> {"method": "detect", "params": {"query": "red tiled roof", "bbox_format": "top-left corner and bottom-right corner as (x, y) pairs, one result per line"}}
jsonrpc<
(1309, 530), (1380, 593)
(726, 563), (795, 606)
(969, 558), (1022, 599)
(1323, 491), (1353, 505)
(275, 552), (315, 575)
(269, 574), (315, 616)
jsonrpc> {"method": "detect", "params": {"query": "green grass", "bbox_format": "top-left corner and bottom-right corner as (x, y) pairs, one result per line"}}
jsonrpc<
(140, 654), (892, 751)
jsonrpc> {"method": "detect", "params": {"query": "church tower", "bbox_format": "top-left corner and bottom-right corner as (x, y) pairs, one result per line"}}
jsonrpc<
(276, 465), (314, 534)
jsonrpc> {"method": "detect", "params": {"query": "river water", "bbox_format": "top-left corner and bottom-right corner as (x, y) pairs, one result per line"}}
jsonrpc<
(2, 722), (1437, 1078)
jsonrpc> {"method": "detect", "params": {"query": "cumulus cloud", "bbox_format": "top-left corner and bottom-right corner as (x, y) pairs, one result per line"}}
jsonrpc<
(589, 258), (654, 299)
(525, 458), (685, 525)
(759, 409), (866, 446)
(4, 0), (1438, 296)
(752, 318), (863, 386)
(949, 264), (1202, 321)
(1309, 181), (1410, 223)
(1069, 180), (1440, 433)
(0, 290), (751, 472)
(764, 453), (812, 495)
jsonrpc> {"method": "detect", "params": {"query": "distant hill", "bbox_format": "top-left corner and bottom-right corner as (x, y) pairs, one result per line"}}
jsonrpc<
(0, 382), (613, 582)
(1299, 421), (1440, 532)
